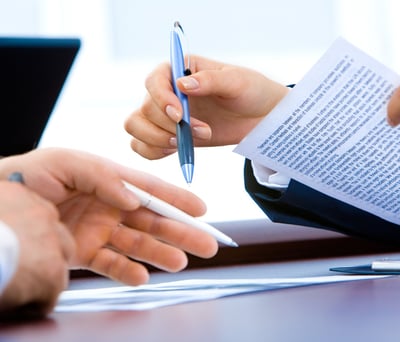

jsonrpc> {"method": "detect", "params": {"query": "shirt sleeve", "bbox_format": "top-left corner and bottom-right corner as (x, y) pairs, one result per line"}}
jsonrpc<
(0, 221), (19, 294)
(251, 161), (291, 190)
(250, 83), (294, 190)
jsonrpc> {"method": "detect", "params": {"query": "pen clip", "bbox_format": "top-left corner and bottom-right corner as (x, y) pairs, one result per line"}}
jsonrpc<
(173, 21), (191, 75)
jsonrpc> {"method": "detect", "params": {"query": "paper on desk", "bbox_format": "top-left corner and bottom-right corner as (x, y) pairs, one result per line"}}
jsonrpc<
(234, 37), (400, 224)
(55, 275), (386, 312)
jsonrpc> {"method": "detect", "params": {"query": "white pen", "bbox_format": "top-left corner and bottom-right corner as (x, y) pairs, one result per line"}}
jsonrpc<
(124, 182), (238, 247)
(372, 259), (400, 271)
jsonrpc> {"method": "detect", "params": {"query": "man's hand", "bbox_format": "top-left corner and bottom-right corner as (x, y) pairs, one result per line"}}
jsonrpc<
(0, 182), (75, 317)
(0, 148), (218, 287)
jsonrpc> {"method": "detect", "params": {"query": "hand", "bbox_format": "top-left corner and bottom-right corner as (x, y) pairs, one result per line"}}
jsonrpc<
(0, 148), (218, 286)
(387, 86), (400, 126)
(0, 182), (75, 316)
(125, 55), (289, 159)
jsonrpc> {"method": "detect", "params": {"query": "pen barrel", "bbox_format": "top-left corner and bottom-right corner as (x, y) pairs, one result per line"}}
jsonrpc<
(170, 30), (191, 123)
(124, 182), (236, 246)
(170, 25), (195, 183)
(147, 194), (233, 245)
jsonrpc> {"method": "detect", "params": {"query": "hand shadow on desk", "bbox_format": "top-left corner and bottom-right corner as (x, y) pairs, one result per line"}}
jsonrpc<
(0, 302), (57, 326)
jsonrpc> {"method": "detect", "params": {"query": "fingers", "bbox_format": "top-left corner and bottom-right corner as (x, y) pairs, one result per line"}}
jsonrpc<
(138, 94), (177, 135)
(124, 91), (179, 160)
(124, 58), (218, 160)
(109, 222), (189, 271)
(62, 153), (142, 211)
(118, 176), (218, 260)
(87, 247), (150, 286)
(121, 208), (219, 258)
(88, 225), (189, 286)
(25, 148), (144, 212)
(0, 148), (144, 213)
(387, 87), (400, 127)
(88, 215), (218, 287)
(145, 61), (183, 121)
(128, 137), (176, 160)
(124, 97), (178, 160)
(80, 176), (218, 285)
(177, 67), (244, 99)
(119, 168), (208, 218)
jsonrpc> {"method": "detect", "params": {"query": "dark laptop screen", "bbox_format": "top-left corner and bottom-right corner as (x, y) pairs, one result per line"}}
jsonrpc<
(0, 37), (80, 156)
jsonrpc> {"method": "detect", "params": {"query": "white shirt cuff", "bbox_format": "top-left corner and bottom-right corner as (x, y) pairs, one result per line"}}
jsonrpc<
(251, 161), (290, 190)
(0, 221), (19, 294)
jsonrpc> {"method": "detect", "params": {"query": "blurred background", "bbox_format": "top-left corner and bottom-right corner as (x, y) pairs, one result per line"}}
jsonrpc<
(0, 0), (399, 222)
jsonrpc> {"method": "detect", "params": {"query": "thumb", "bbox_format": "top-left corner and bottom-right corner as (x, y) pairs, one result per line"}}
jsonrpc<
(387, 86), (400, 127)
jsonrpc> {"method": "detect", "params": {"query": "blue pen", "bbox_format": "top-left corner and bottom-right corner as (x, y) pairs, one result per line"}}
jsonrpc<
(170, 21), (194, 184)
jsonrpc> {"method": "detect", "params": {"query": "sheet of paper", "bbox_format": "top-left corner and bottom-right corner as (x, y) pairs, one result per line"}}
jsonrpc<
(234, 38), (400, 224)
(55, 275), (386, 312)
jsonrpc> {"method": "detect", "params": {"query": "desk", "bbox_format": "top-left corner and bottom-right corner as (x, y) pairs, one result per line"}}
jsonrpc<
(1, 253), (400, 342)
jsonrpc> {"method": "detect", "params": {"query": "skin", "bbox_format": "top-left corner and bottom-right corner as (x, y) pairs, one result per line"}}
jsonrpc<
(387, 86), (400, 127)
(0, 182), (74, 317)
(0, 147), (218, 316)
(125, 56), (289, 160)
(125, 55), (400, 160)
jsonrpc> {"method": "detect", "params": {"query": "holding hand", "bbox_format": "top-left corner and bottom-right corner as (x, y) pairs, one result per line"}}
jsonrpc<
(0, 148), (218, 288)
(125, 56), (289, 160)
(126, 55), (400, 161)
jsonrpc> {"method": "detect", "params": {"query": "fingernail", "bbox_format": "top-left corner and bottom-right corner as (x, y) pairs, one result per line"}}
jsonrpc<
(163, 148), (177, 156)
(179, 76), (199, 90)
(123, 187), (141, 208)
(169, 137), (177, 147)
(387, 116), (398, 127)
(166, 105), (181, 122)
(193, 126), (212, 140)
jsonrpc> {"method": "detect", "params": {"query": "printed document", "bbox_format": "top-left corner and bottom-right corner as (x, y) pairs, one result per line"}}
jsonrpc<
(235, 38), (400, 224)
(56, 275), (385, 312)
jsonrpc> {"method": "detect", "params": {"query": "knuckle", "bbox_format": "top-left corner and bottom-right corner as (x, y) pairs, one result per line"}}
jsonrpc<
(124, 114), (135, 133)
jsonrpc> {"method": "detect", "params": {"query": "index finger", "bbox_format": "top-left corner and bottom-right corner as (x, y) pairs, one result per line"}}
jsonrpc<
(119, 168), (207, 218)
(145, 62), (183, 118)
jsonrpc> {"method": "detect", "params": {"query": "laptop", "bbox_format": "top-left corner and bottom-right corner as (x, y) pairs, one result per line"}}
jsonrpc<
(0, 37), (81, 156)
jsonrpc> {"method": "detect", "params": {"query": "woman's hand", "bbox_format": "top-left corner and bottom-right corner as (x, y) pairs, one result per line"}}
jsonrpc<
(387, 86), (400, 126)
(125, 56), (288, 159)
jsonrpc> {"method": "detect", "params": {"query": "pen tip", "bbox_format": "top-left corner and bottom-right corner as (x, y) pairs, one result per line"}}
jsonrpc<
(181, 164), (194, 184)
(230, 240), (239, 248)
